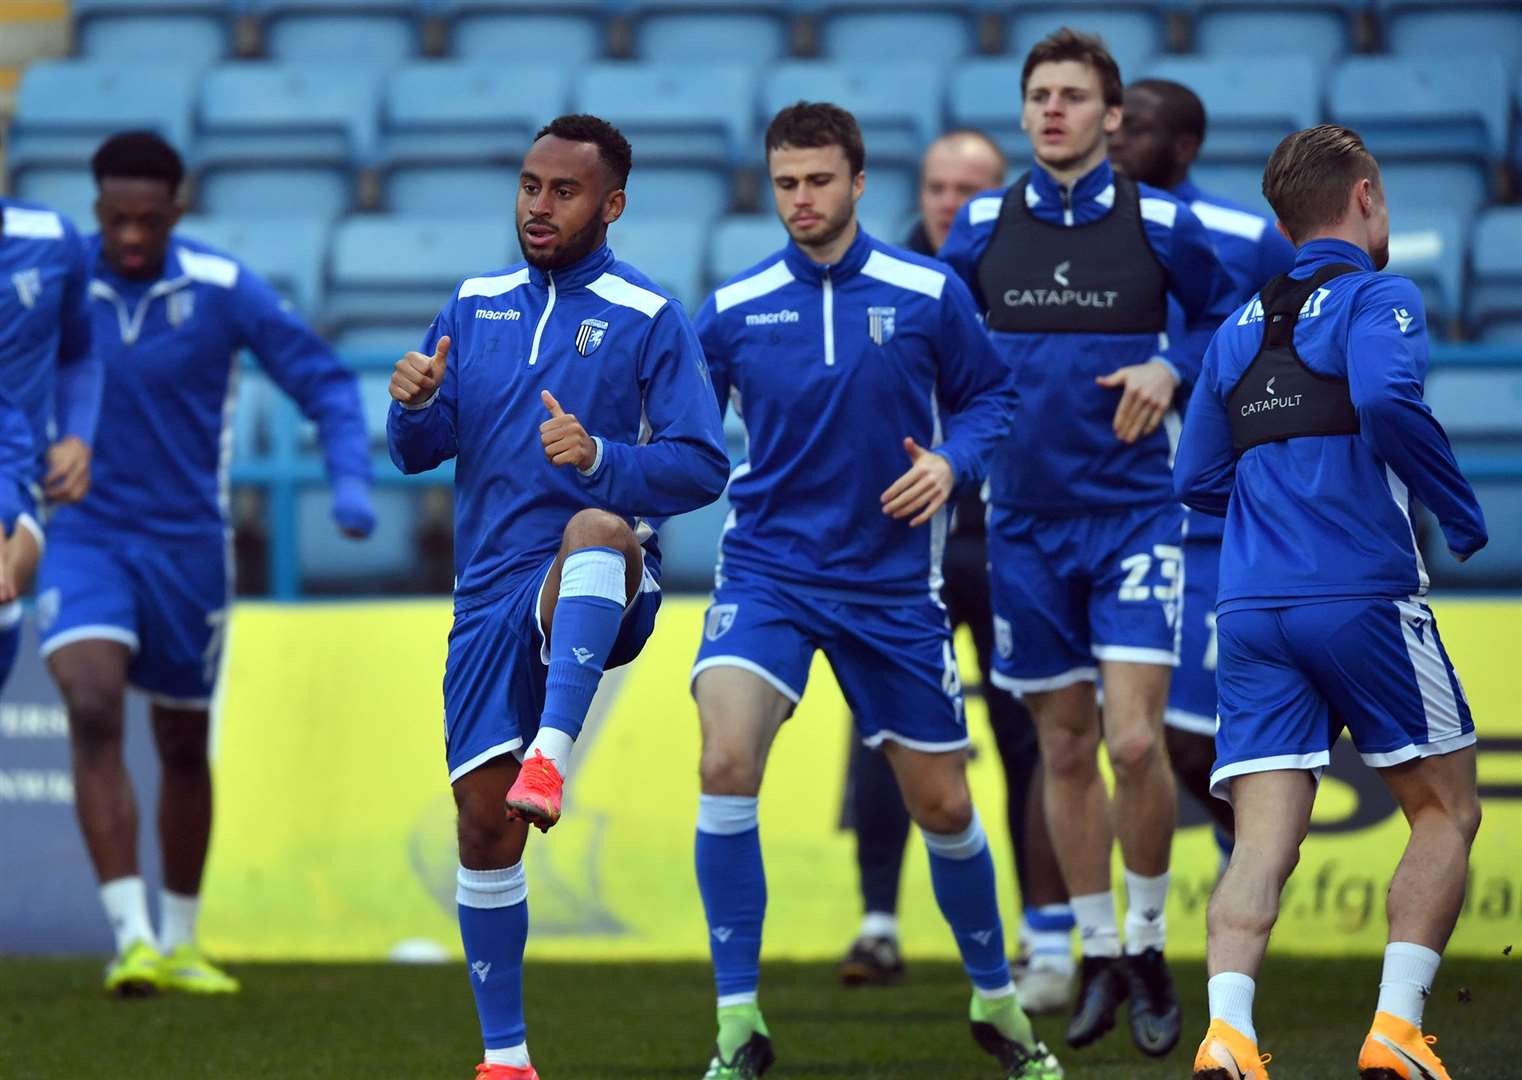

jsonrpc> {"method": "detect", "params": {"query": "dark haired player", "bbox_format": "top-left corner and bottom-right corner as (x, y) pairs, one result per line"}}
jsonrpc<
(688, 102), (1059, 1080)
(388, 114), (729, 1080)
(38, 131), (375, 997)
(940, 29), (1236, 1057)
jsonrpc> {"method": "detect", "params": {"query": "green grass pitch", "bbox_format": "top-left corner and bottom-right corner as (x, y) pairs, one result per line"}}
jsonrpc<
(1, 957), (1517, 1078)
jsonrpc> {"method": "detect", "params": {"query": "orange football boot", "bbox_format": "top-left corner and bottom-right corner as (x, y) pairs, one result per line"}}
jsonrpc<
(505, 749), (563, 831)
(1193, 1019), (1271, 1079)
(475, 1063), (538, 1080)
(1358, 1011), (1451, 1080)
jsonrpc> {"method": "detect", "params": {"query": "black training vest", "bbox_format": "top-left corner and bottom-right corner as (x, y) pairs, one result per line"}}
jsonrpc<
(977, 172), (1168, 335)
(1226, 263), (1362, 455)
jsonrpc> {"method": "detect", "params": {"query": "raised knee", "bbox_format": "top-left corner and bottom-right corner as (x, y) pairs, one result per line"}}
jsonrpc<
(1455, 796), (1482, 846)
(699, 743), (762, 796)
(64, 680), (125, 749)
(912, 791), (974, 836)
(1106, 724), (1161, 779)
(455, 803), (513, 866)
(564, 508), (633, 552)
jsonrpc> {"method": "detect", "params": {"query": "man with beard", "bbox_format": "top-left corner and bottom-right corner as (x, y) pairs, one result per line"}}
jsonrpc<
(388, 113), (729, 1080)
(838, 128), (1077, 1017)
(687, 102), (1059, 1080)
(1177, 123), (1485, 1080)
(1109, 78), (1296, 865)
(38, 131), (375, 998)
(939, 29), (1236, 1059)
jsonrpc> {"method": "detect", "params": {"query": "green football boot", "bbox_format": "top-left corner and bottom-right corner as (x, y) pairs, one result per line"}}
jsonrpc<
(970, 991), (1065, 1079)
(701, 1002), (775, 1079)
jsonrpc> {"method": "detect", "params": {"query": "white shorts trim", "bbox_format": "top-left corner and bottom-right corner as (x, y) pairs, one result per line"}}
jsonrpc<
(1360, 728), (1477, 769)
(142, 691), (213, 710)
(1092, 644), (1179, 666)
(1164, 707), (1217, 736)
(533, 556), (659, 665)
(0, 600), (20, 629)
(17, 512), (43, 552)
(990, 665), (1097, 694)
(861, 729), (972, 754)
(1209, 750), (1330, 803)
(40, 624), (139, 658)
(448, 737), (525, 784)
(690, 655), (802, 704)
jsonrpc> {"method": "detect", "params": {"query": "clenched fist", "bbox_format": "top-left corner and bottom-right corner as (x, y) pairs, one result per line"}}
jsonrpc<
(390, 336), (450, 407)
(539, 390), (597, 471)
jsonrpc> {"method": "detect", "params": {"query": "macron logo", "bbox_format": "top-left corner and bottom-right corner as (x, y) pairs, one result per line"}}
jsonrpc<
(970, 930), (995, 946)
(712, 927), (734, 944)
(572, 647), (594, 665)
(744, 309), (799, 327)
(475, 308), (522, 321)
(471, 961), (491, 983)
(1393, 307), (1413, 334)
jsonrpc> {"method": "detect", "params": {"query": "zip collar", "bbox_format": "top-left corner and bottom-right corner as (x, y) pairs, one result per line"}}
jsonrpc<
(87, 236), (194, 346)
(525, 241), (616, 291)
(1028, 159), (1115, 219)
(781, 223), (874, 286)
(1293, 238), (1375, 276)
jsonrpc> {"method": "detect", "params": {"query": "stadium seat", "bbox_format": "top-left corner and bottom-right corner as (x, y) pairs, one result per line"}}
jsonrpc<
(1379, 162), (1490, 226)
(1423, 480), (1522, 586)
(232, 370), (273, 464)
(1379, 1), (1522, 66)
(298, 485), (419, 588)
(762, 62), (943, 168)
(8, 171), (98, 230)
(948, 59), (1025, 161)
(1469, 207), (1522, 335)
(606, 218), (707, 310)
(622, 167), (734, 223)
(818, 5), (978, 64)
(7, 62), (198, 173)
(1141, 56), (1321, 163)
(72, 0), (230, 66)
(659, 494), (730, 591)
(627, 0), (791, 64)
(330, 324), (425, 359)
(377, 62), (569, 215)
(1192, 2), (1357, 68)
(1383, 211), (1466, 332)
(708, 215), (785, 287)
(322, 216), (516, 334)
(253, 1), (421, 65)
(1004, 3), (1166, 82)
(1426, 368), (1522, 441)
(574, 64), (757, 168)
(196, 64), (380, 218)
(173, 215), (332, 317)
(1329, 56), (1510, 163)
(1188, 162), (1272, 219)
(438, 1), (606, 65)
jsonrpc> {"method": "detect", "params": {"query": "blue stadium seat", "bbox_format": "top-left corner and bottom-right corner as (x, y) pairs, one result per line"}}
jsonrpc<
(1188, 162), (1272, 218)
(438, 1), (605, 65)
(355, 371), (397, 449)
(1469, 207), (1522, 334)
(253, 1), (421, 65)
(1426, 368), (1522, 441)
(622, 167), (734, 222)
(659, 495), (729, 591)
(377, 62), (569, 214)
(173, 215), (332, 317)
(8, 172), (98, 231)
(1004, 3), (1165, 81)
(627, 0), (790, 64)
(1192, 2), (1357, 68)
(819, 5), (978, 64)
(1141, 56), (1321, 163)
(330, 325), (425, 358)
(1379, 162), (1490, 226)
(1379, 1), (1522, 66)
(575, 64), (757, 168)
(709, 215), (785, 287)
(322, 216), (516, 333)
(1423, 481), (1522, 586)
(857, 167), (918, 228)
(1329, 57), (1510, 163)
(1383, 211), (1466, 331)
(72, 0), (230, 65)
(606, 219), (707, 310)
(8, 62), (198, 174)
(948, 60), (1024, 161)
(762, 62), (943, 168)
(298, 486), (418, 587)
(232, 370), (273, 465)
(196, 64), (379, 218)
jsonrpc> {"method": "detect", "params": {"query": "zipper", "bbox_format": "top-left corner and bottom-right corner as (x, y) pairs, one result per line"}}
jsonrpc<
(90, 276), (190, 345)
(528, 271), (556, 366)
(1060, 185), (1074, 227)
(822, 268), (835, 366)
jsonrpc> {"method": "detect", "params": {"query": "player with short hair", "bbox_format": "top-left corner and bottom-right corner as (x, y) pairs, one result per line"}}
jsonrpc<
(1178, 124), (1486, 1080)
(389, 114), (729, 1080)
(1110, 78), (1297, 857)
(939, 28), (1236, 1057)
(39, 131), (376, 997)
(689, 101), (1060, 1080)
(0, 191), (101, 687)
(840, 126), (1076, 1014)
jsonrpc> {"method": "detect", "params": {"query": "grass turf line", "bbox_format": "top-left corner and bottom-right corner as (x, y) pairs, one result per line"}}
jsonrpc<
(0, 958), (1516, 1078)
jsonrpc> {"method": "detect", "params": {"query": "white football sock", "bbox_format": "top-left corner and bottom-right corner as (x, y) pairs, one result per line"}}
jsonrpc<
(1123, 869), (1170, 954)
(1208, 971), (1257, 1043)
(484, 1043), (531, 1068)
(523, 727), (575, 777)
(99, 877), (157, 955)
(859, 911), (898, 940)
(1069, 890), (1121, 958)
(158, 890), (200, 952)
(1376, 941), (1441, 1028)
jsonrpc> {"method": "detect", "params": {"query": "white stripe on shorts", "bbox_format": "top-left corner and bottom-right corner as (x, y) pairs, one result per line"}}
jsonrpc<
(1394, 599), (1464, 746)
(1164, 707), (1217, 737)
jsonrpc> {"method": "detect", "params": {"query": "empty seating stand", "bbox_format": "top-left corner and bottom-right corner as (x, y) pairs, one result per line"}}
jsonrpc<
(72, 0), (232, 66)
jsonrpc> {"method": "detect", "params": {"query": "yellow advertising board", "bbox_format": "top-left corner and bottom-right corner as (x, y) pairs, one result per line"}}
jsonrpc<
(202, 597), (1521, 961)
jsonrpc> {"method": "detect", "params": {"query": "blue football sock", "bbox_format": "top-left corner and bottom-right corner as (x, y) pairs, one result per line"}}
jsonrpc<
(1023, 902), (1077, 971)
(924, 811), (1011, 991)
(0, 603), (20, 693)
(535, 547), (625, 755)
(695, 794), (765, 1002)
(457, 863), (529, 1052)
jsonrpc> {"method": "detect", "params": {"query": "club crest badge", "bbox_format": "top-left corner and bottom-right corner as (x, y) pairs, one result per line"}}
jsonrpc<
(867, 306), (896, 345)
(704, 603), (738, 642)
(993, 615), (1014, 660)
(11, 269), (41, 310)
(576, 318), (609, 356)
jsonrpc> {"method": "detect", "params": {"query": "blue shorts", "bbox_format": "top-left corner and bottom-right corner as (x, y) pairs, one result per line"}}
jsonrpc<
(443, 554), (661, 783)
(37, 532), (230, 706)
(1211, 597), (1475, 801)
(2, 480), (44, 550)
(987, 504), (1184, 694)
(1165, 533), (1220, 737)
(690, 575), (968, 752)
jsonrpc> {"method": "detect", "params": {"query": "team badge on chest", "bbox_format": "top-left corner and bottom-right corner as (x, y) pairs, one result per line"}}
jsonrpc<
(867, 306), (896, 345)
(576, 318), (609, 356)
(11, 269), (41, 310)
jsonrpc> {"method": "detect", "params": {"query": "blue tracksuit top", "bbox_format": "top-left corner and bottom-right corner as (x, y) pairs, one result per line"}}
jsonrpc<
(694, 225), (1017, 603)
(939, 159), (1237, 516)
(1174, 238), (1487, 612)
(388, 241), (730, 612)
